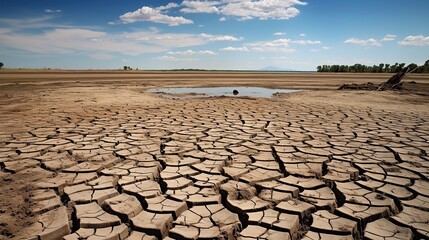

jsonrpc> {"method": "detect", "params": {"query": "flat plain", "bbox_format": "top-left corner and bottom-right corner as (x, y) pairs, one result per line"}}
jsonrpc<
(0, 70), (429, 240)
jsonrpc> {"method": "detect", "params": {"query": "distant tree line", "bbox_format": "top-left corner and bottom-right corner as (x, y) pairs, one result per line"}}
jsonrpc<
(317, 60), (429, 73)
(0, 62), (4, 69)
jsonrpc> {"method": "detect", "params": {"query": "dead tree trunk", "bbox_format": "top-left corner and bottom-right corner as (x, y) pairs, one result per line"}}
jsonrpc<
(338, 66), (418, 91)
(377, 67), (414, 91)
(385, 67), (409, 84)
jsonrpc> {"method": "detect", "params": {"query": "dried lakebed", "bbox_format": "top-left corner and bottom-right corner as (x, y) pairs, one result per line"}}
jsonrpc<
(150, 87), (302, 98)
(0, 97), (428, 240)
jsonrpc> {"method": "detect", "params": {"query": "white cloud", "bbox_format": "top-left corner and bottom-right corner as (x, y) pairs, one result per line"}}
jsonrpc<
(381, 34), (396, 41)
(155, 55), (197, 61)
(310, 46), (329, 52)
(221, 37), (319, 53)
(398, 35), (429, 46)
(1, 13), (255, 60)
(167, 50), (217, 55)
(291, 39), (321, 45)
(245, 39), (296, 52)
(344, 38), (381, 46)
(0, 27), (216, 58)
(45, 9), (62, 13)
(157, 3), (179, 10)
(299, 33), (306, 37)
(221, 0), (307, 20)
(181, 0), (220, 13)
(176, 0), (307, 21)
(0, 28), (98, 54)
(1, 19), (258, 61)
(220, 46), (249, 52)
(273, 32), (286, 36)
(115, 0), (307, 27)
(238, 16), (253, 21)
(0, 15), (77, 30)
(119, 4), (193, 26)
(155, 56), (177, 61)
(199, 33), (243, 41)
(123, 31), (206, 48)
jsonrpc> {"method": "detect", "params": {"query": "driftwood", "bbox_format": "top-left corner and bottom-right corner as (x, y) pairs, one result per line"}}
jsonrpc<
(338, 66), (418, 91)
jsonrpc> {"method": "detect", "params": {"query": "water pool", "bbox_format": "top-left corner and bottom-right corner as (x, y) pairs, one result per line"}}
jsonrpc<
(150, 86), (301, 98)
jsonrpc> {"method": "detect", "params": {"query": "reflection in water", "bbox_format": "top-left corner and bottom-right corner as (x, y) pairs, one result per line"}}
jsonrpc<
(150, 87), (301, 98)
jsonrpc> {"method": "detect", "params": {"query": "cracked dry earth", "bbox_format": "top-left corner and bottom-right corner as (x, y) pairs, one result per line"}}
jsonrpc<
(1, 96), (429, 240)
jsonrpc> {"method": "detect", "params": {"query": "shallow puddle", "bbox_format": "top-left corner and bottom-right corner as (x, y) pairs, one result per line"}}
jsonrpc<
(150, 86), (301, 98)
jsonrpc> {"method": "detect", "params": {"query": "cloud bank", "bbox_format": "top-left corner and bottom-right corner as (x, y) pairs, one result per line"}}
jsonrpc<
(344, 38), (381, 46)
(120, 4), (193, 26)
(399, 35), (429, 46)
(119, 0), (308, 25)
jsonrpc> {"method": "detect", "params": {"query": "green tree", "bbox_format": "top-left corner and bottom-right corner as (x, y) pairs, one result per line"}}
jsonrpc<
(423, 60), (429, 73)
(390, 63), (398, 73)
(395, 63), (405, 72)
(330, 65), (339, 72)
(0, 62), (3, 69)
(321, 65), (329, 72)
(339, 65), (347, 72)
(384, 64), (390, 72)
(407, 63), (418, 70)
(354, 64), (364, 72)
(416, 61), (426, 73)
(315, 60), (429, 73)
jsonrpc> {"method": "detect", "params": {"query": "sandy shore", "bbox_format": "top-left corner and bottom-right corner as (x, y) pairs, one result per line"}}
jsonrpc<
(0, 71), (428, 239)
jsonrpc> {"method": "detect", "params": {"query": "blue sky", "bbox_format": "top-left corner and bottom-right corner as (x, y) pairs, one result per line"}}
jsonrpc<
(0, 0), (428, 71)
